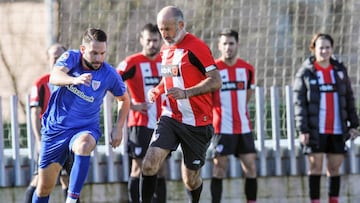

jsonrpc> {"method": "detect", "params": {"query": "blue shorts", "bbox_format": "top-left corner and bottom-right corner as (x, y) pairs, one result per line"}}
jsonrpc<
(38, 128), (101, 169)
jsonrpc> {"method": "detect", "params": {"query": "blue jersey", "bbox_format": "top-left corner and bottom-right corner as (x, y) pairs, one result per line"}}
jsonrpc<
(41, 50), (126, 136)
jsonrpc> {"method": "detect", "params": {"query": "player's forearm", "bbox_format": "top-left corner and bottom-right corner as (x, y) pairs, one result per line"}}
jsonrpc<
(186, 70), (222, 97)
(49, 67), (75, 86)
(115, 92), (131, 128)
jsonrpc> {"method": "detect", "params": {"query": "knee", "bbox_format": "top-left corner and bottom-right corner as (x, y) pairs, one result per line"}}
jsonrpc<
(183, 172), (201, 190)
(72, 136), (96, 155)
(142, 158), (159, 175)
(36, 183), (55, 196)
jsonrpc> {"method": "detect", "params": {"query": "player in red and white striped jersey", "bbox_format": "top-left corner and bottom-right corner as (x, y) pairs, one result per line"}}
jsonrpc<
(210, 28), (257, 203)
(117, 23), (167, 203)
(140, 6), (222, 203)
(293, 33), (359, 203)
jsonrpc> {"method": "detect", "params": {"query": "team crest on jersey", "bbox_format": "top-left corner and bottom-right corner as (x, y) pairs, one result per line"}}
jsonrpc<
(337, 71), (344, 80)
(92, 80), (101, 91)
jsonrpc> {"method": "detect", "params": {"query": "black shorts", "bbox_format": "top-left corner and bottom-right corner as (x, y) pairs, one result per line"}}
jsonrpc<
(127, 126), (154, 159)
(212, 132), (256, 157)
(302, 134), (347, 154)
(150, 116), (213, 170)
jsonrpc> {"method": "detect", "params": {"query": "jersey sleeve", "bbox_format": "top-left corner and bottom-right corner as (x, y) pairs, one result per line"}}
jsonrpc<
(54, 50), (79, 72)
(188, 39), (217, 73)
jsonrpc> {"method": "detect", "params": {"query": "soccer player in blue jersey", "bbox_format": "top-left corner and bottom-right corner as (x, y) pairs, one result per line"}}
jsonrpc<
(32, 28), (130, 203)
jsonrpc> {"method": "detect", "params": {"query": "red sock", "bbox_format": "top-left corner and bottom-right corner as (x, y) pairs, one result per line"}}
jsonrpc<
(311, 200), (320, 203)
(329, 196), (338, 203)
(247, 201), (256, 203)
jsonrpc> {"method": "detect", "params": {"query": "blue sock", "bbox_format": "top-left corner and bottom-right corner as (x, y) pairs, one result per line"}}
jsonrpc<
(32, 190), (49, 203)
(67, 154), (90, 200)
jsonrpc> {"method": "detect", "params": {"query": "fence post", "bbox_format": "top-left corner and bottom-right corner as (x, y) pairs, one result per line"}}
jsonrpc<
(11, 95), (24, 186)
(285, 85), (297, 175)
(348, 140), (358, 174)
(255, 86), (267, 176)
(103, 93), (115, 182)
(0, 97), (5, 186)
(270, 86), (282, 176)
(25, 95), (36, 177)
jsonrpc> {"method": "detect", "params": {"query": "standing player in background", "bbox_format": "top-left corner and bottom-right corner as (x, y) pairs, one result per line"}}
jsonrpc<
(25, 43), (80, 203)
(117, 23), (167, 203)
(293, 33), (359, 203)
(211, 28), (257, 203)
(140, 6), (222, 203)
(32, 28), (130, 203)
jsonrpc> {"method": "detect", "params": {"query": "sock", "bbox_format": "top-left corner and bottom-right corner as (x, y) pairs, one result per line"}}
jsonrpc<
(140, 174), (157, 203)
(128, 177), (140, 203)
(153, 177), (166, 203)
(245, 177), (257, 201)
(210, 177), (222, 203)
(66, 155), (90, 203)
(247, 201), (257, 203)
(311, 200), (320, 203)
(186, 182), (203, 203)
(24, 185), (36, 203)
(309, 175), (321, 200)
(32, 191), (49, 203)
(328, 176), (340, 203)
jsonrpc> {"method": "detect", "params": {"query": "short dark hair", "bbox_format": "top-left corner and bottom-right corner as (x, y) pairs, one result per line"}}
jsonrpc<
(82, 28), (107, 44)
(141, 23), (160, 37)
(218, 28), (239, 42)
(309, 33), (334, 53)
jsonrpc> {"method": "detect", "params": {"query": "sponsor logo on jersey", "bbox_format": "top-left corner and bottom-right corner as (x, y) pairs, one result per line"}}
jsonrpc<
(319, 84), (336, 92)
(144, 76), (161, 86)
(221, 81), (245, 91)
(66, 85), (94, 102)
(161, 64), (180, 77)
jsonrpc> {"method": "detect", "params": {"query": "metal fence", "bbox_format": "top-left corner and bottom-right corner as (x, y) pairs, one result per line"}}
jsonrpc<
(1, 86), (360, 187)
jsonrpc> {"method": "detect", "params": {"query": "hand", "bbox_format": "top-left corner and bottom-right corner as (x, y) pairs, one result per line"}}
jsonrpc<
(131, 102), (151, 114)
(166, 87), (187, 100)
(73, 73), (92, 86)
(109, 126), (123, 148)
(349, 128), (359, 140)
(147, 88), (160, 103)
(299, 133), (309, 145)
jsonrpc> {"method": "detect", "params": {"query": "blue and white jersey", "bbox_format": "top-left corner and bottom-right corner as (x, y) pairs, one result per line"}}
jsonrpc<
(41, 50), (126, 136)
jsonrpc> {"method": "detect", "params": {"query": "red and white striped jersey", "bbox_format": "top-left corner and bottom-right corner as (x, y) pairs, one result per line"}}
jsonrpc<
(160, 33), (217, 126)
(213, 59), (255, 134)
(117, 53), (162, 129)
(29, 73), (52, 118)
(314, 62), (342, 134)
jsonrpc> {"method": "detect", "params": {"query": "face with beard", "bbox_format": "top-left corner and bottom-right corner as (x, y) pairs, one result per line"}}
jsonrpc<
(140, 30), (162, 58)
(218, 35), (238, 63)
(157, 17), (185, 46)
(80, 40), (107, 70)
